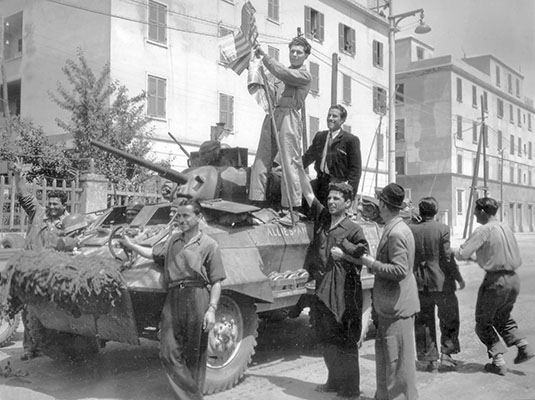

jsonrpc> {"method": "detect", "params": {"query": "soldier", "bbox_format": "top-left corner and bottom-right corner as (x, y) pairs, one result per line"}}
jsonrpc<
(121, 198), (226, 399)
(124, 202), (143, 224)
(249, 36), (312, 224)
(410, 197), (465, 372)
(9, 158), (70, 360)
(297, 163), (368, 399)
(455, 197), (534, 375)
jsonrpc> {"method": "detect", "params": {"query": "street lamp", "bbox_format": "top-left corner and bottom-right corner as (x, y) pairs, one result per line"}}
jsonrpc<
(387, 6), (431, 183)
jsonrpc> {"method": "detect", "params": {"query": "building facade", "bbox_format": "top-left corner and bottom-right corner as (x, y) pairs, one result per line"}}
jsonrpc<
(395, 36), (535, 234)
(1, 0), (390, 196)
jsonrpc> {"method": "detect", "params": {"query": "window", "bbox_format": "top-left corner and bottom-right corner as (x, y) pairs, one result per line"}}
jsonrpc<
(483, 125), (489, 147)
(309, 116), (320, 136)
(395, 83), (405, 104)
(516, 78), (520, 98)
(148, 1), (167, 44)
(304, 7), (324, 42)
(309, 62), (319, 94)
(376, 133), (384, 161)
(4, 12), (23, 60)
(342, 73), (351, 104)
(497, 130), (502, 150)
(416, 46), (424, 60)
(472, 121), (478, 143)
(456, 189), (464, 214)
(507, 74), (513, 94)
(395, 156), (405, 175)
(218, 26), (233, 63)
(219, 93), (234, 130)
(456, 115), (463, 139)
(268, 0), (279, 22)
(373, 87), (386, 115)
(267, 45), (279, 61)
(395, 119), (405, 141)
(510, 134), (515, 155)
(147, 75), (166, 118)
(456, 78), (462, 102)
(373, 40), (383, 68)
(529, 142), (532, 160)
(457, 154), (463, 174)
(530, 170), (533, 186)
(497, 99), (504, 119)
(518, 167), (522, 184)
(510, 104), (514, 123)
(518, 108), (522, 126)
(529, 114), (532, 131)
(510, 165), (515, 183)
(483, 91), (488, 112)
(472, 85), (477, 108)
(518, 137), (522, 156)
(339, 24), (356, 56)
(496, 65), (501, 87)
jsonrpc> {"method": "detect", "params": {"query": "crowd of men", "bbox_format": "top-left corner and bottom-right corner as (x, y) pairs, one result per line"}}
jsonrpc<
(5, 35), (534, 400)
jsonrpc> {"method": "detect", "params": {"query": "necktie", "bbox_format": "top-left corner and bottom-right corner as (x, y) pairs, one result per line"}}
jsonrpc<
(320, 132), (332, 174)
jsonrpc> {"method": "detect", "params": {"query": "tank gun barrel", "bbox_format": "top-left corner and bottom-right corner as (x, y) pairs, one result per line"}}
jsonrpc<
(90, 140), (188, 184)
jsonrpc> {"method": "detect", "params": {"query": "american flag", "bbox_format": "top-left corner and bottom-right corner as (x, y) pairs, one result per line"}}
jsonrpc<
(219, 1), (258, 75)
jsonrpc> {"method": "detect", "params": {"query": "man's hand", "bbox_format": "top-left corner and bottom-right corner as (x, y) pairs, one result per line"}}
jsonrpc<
(203, 309), (216, 332)
(253, 43), (265, 59)
(119, 235), (134, 249)
(359, 254), (376, 272)
(330, 246), (344, 260)
(7, 157), (24, 175)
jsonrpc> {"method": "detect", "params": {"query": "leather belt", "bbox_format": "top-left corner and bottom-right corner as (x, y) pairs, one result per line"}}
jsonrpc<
(168, 280), (207, 289)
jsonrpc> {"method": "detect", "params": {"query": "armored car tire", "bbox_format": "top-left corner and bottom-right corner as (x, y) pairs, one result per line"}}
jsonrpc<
(202, 294), (259, 395)
(0, 312), (21, 347)
(27, 310), (100, 361)
(0, 233), (25, 249)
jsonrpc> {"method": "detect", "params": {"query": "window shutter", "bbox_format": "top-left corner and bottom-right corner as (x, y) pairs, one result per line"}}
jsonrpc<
(228, 96), (234, 130)
(338, 23), (344, 53)
(318, 12), (325, 41)
(304, 7), (311, 39)
(350, 28), (356, 56)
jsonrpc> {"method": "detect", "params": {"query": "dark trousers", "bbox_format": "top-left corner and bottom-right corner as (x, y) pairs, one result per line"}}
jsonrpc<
(476, 271), (526, 358)
(22, 307), (38, 353)
(161, 286), (210, 400)
(315, 299), (360, 396)
(415, 290), (460, 361)
(375, 315), (418, 400)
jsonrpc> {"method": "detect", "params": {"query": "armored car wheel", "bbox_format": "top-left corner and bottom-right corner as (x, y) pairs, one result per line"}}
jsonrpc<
(0, 312), (21, 347)
(0, 233), (25, 249)
(27, 310), (100, 361)
(202, 294), (258, 395)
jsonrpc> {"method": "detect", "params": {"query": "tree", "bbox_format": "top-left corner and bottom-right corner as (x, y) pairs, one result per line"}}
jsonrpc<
(0, 116), (73, 182)
(50, 48), (154, 189)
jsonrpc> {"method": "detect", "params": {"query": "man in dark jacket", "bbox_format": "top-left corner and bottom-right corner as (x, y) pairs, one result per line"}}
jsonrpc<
(297, 163), (368, 399)
(410, 197), (465, 372)
(302, 104), (361, 204)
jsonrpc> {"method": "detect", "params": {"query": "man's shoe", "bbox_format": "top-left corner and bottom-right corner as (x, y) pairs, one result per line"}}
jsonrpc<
(20, 351), (40, 361)
(315, 384), (337, 393)
(514, 344), (535, 364)
(426, 360), (439, 373)
(484, 363), (506, 376)
(278, 211), (301, 227)
(440, 354), (457, 370)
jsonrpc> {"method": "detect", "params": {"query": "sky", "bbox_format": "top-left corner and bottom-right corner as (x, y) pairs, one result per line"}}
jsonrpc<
(393, 0), (535, 102)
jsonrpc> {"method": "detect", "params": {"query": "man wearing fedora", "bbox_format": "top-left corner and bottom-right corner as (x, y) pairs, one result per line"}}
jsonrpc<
(359, 183), (419, 400)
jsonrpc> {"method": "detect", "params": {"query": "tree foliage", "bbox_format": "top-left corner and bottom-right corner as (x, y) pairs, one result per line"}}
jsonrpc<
(0, 116), (73, 182)
(50, 48), (154, 189)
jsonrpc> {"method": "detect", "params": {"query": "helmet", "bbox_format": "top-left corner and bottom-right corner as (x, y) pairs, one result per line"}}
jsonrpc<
(61, 214), (88, 236)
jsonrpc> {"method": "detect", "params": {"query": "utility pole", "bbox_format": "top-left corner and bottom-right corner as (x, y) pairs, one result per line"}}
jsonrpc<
(331, 53), (338, 105)
(0, 15), (12, 134)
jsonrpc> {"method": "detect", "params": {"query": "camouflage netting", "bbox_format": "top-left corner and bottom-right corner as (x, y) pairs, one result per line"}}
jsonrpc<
(0, 250), (125, 318)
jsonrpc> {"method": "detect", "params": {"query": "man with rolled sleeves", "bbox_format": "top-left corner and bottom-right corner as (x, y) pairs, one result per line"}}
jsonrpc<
(122, 198), (225, 399)
(359, 183), (419, 400)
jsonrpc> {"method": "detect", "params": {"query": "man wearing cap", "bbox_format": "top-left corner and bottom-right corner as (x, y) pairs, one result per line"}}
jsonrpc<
(359, 183), (419, 400)
(297, 164), (368, 400)
(302, 104), (362, 205)
(121, 198), (225, 399)
(249, 36), (312, 224)
(125, 202), (143, 224)
(455, 197), (534, 376)
(410, 197), (465, 372)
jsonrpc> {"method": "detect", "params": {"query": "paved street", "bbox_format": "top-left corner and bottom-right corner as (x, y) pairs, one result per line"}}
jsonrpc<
(1, 233), (534, 400)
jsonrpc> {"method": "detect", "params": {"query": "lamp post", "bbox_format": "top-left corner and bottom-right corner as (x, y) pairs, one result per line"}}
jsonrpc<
(387, 3), (431, 183)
